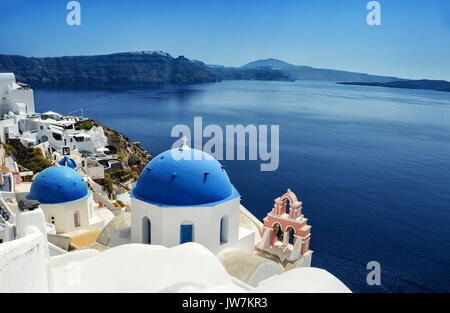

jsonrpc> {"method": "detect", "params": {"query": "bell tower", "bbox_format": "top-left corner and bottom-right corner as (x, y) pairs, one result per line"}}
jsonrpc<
(257, 189), (312, 266)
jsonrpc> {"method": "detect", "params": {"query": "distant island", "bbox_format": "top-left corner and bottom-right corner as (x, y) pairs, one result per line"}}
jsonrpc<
(241, 58), (403, 83)
(338, 80), (450, 92)
(0, 52), (448, 92)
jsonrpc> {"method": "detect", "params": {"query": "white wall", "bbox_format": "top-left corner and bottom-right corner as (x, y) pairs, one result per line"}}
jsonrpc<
(5, 89), (35, 115)
(0, 228), (50, 292)
(0, 224), (4, 243)
(0, 119), (18, 143)
(131, 197), (244, 255)
(40, 193), (111, 234)
(0, 207), (52, 292)
(51, 243), (246, 292)
(0, 73), (15, 97)
(246, 260), (283, 287)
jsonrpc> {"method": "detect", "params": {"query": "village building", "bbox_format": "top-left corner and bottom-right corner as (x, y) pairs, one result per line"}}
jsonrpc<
(25, 165), (114, 234)
(0, 73), (108, 157)
(130, 145), (254, 254)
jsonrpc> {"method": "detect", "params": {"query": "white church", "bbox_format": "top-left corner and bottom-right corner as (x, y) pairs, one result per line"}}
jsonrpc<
(130, 146), (254, 254)
(25, 165), (114, 234)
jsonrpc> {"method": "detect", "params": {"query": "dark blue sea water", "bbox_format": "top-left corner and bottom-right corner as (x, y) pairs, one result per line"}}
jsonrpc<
(33, 80), (450, 293)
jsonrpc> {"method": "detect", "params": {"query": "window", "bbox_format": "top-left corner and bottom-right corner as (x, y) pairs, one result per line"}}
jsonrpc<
(220, 216), (228, 244)
(52, 133), (62, 141)
(180, 222), (193, 244)
(74, 211), (80, 227)
(142, 217), (151, 244)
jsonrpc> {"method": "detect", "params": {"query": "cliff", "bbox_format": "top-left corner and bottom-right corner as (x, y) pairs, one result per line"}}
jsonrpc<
(90, 120), (152, 172)
(0, 51), (217, 84)
(0, 52), (406, 84)
(96, 120), (151, 199)
(0, 52), (294, 84)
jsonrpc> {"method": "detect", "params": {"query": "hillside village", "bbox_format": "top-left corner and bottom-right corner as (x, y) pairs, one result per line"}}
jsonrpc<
(0, 73), (350, 293)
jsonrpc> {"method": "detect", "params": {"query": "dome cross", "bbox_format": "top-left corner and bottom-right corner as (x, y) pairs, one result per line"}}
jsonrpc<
(181, 136), (191, 150)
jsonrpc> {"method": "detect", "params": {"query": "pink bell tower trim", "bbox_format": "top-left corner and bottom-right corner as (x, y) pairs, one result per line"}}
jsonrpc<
(257, 189), (312, 265)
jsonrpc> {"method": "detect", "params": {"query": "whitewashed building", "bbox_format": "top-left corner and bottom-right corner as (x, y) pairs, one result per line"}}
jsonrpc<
(25, 166), (114, 234)
(131, 146), (255, 254)
(0, 73), (35, 143)
(0, 73), (108, 157)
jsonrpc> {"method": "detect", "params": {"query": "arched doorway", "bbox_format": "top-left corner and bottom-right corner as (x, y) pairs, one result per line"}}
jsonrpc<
(220, 216), (228, 244)
(142, 216), (151, 244)
(180, 221), (194, 244)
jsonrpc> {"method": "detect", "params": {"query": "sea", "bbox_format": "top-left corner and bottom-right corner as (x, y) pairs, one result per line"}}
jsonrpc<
(33, 80), (450, 292)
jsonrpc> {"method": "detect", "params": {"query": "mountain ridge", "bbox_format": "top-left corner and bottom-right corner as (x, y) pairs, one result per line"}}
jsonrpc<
(0, 52), (442, 86)
(242, 58), (404, 83)
(0, 51), (216, 84)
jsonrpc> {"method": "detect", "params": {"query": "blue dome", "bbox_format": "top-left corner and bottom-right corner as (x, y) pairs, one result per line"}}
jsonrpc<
(26, 166), (89, 204)
(58, 156), (77, 169)
(132, 149), (238, 206)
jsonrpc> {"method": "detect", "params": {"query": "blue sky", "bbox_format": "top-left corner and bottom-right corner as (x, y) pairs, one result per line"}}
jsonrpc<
(0, 0), (449, 80)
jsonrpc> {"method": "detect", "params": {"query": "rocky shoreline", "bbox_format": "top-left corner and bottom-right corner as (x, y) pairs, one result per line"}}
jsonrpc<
(95, 120), (152, 171)
(89, 120), (152, 199)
